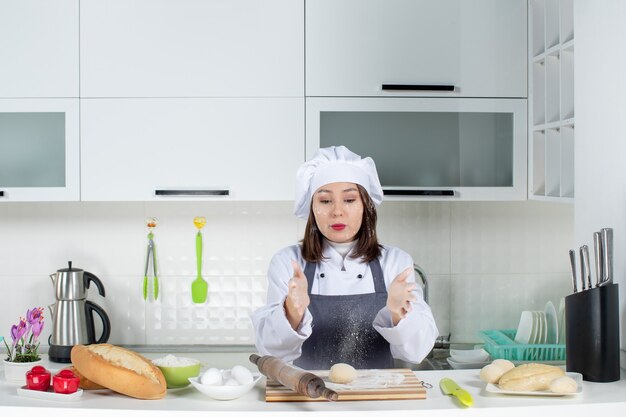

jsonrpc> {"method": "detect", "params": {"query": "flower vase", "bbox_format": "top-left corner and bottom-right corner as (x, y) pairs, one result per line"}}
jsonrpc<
(3, 359), (42, 384)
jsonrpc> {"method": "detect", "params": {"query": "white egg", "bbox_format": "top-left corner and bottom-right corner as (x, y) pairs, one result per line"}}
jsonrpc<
(200, 367), (222, 385)
(231, 365), (254, 385)
(224, 378), (240, 386)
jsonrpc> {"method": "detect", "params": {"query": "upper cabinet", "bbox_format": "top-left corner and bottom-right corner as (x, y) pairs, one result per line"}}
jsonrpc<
(80, 98), (303, 201)
(0, 0), (79, 98)
(306, 0), (527, 98)
(529, 0), (574, 201)
(80, 0), (304, 98)
(0, 99), (80, 201)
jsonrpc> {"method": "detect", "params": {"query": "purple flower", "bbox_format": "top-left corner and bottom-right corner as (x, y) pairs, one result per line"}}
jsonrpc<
(10, 318), (27, 343)
(26, 307), (44, 341)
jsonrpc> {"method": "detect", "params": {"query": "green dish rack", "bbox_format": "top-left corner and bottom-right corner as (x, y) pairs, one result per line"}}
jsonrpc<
(478, 329), (566, 362)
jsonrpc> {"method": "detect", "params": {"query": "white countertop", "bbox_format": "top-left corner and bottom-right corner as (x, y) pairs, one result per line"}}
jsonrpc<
(2, 353), (626, 417)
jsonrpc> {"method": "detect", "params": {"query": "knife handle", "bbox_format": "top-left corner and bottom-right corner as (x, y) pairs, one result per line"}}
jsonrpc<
(601, 228), (613, 285)
(593, 232), (603, 287)
(569, 249), (578, 293)
(579, 246), (588, 291)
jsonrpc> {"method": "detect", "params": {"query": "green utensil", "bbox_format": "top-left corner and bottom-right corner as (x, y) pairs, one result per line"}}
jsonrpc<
(144, 218), (159, 301)
(191, 217), (208, 303)
(440, 378), (473, 407)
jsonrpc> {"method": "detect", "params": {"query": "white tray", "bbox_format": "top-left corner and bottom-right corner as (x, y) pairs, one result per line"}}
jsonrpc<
(486, 372), (582, 396)
(17, 386), (83, 402)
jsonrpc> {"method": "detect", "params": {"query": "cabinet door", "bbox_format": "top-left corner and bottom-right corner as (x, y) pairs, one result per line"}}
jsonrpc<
(306, 0), (526, 98)
(0, 99), (80, 201)
(80, 0), (303, 98)
(306, 97), (527, 201)
(81, 98), (304, 201)
(0, 0), (79, 98)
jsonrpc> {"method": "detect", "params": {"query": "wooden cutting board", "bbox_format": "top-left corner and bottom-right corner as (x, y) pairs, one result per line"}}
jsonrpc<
(265, 368), (426, 402)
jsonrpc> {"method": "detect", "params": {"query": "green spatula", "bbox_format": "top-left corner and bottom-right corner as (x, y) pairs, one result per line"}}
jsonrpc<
(191, 216), (208, 303)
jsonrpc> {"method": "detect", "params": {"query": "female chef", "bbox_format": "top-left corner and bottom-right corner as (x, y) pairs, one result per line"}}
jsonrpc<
(252, 146), (438, 370)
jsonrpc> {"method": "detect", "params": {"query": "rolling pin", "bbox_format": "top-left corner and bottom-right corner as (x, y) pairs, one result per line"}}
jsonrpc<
(250, 354), (338, 401)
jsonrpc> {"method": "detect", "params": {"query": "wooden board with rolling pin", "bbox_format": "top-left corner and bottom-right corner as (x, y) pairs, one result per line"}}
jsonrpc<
(250, 354), (427, 402)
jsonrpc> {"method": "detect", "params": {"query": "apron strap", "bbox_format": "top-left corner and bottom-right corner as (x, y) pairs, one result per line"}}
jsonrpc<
(303, 258), (387, 294)
(304, 261), (316, 294)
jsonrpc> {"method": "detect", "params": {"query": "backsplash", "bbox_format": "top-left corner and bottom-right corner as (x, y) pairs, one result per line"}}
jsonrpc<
(0, 200), (573, 346)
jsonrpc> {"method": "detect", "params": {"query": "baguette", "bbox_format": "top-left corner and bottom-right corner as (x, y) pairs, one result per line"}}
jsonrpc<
(71, 344), (166, 399)
(498, 363), (565, 391)
(65, 366), (107, 390)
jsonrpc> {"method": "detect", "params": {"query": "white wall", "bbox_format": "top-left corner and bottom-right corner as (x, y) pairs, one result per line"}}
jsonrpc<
(0, 200), (573, 347)
(575, 1), (626, 364)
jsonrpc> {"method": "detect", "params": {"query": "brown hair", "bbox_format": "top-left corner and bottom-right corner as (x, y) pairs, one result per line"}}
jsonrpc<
(300, 184), (382, 263)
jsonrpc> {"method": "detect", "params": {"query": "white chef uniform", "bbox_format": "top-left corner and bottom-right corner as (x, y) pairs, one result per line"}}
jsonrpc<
(251, 241), (438, 365)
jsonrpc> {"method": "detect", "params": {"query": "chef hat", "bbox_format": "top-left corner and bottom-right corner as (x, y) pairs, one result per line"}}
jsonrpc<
(293, 146), (383, 219)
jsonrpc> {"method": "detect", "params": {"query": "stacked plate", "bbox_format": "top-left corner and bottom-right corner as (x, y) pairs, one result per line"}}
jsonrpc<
(446, 348), (491, 369)
(514, 302), (559, 345)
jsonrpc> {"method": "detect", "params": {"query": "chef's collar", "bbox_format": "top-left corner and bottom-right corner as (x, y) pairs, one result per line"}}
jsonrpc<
(318, 241), (368, 278)
(327, 240), (356, 259)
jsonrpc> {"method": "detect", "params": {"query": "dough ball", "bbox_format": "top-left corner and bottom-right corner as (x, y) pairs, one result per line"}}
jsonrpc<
(549, 376), (577, 393)
(491, 359), (515, 372)
(231, 365), (254, 385)
(480, 364), (508, 384)
(328, 363), (357, 384)
(200, 368), (222, 385)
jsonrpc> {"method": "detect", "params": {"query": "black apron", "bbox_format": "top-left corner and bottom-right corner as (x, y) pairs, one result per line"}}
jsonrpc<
(293, 258), (394, 370)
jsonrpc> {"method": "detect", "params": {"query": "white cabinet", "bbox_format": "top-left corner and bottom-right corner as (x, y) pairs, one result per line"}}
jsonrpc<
(80, 0), (303, 98)
(306, 0), (527, 98)
(306, 97), (527, 201)
(0, 99), (80, 201)
(81, 98), (303, 201)
(529, 0), (574, 201)
(0, 0), (79, 98)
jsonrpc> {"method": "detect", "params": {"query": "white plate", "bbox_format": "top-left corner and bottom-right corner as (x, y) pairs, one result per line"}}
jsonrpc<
(486, 372), (582, 396)
(446, 357), (491, 369)
(515, 311), (534, 344)
(544, 301), (558, 344)
(558, 298), (566, 344)
(17, 386), (83, 402)
(449, 348), (490, 363)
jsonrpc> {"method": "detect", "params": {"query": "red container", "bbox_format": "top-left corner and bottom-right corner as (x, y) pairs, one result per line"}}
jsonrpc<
(52, 369), (80, 394)
(26, 366), (51, 391)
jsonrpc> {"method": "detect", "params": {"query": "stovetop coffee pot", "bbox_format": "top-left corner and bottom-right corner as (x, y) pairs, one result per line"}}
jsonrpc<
(48, 261), (111, 363)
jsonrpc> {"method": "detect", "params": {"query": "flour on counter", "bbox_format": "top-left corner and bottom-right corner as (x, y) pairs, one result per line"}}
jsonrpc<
(324, 370), (405, 390)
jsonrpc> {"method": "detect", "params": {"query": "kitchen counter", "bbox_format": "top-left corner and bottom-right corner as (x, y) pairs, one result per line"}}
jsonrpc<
(2, 353), (626, 417)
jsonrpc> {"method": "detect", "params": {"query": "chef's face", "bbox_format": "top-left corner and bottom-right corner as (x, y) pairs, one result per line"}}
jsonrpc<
(312, 182), (364, 243)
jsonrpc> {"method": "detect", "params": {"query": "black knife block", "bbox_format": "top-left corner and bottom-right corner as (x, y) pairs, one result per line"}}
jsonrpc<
(565, 283), (620, 382)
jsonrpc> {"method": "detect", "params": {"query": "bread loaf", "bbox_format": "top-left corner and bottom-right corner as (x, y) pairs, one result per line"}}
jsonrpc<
(65, 366), (106, 390)
(71, 344), (166, 399)
(498, 363), (565, 391)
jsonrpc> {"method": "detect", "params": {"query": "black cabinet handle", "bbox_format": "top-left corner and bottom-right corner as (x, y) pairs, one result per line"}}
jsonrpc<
(155, 189), (230, 196)
(383, 189), (455, 196)
(382, 84), (455, 92)
(0, 190), (4, 197)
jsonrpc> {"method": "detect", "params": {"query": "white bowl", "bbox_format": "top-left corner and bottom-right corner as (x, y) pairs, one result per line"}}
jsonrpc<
(188, 374), (263, 400)
(449, 348), (490, 363)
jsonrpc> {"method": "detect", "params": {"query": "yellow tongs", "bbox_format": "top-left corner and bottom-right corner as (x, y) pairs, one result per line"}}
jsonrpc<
(143, 217), (159, 301)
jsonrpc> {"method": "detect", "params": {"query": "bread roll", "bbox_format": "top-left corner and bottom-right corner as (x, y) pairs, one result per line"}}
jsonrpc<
(498, 363), (565, 391)
(491, 359), (515, 372)
(549, 376), (577, 393)
(71, 344), (166, 399)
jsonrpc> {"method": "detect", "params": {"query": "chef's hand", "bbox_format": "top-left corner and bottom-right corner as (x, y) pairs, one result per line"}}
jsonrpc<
(284, 260), (310, 331)
(386, 268), (418, 326)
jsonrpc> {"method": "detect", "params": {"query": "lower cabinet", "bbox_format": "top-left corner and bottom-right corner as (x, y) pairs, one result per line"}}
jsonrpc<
(80, 98), (304, 201)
